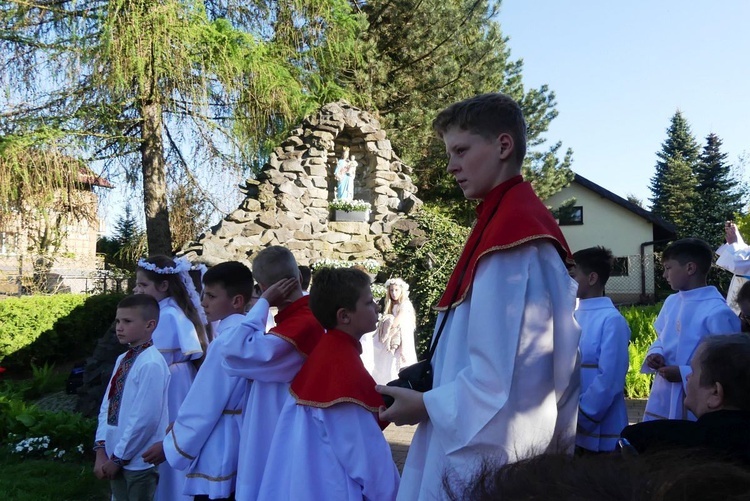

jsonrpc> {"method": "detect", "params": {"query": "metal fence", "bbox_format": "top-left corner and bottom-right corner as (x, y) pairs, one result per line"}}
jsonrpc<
(0, 268), (130, 297)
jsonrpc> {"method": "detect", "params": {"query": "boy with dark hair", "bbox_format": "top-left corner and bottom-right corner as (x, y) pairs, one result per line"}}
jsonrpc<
(221, 246), (325, 501)
(142, 261), (279, 500)
(624, 334), (750, 464)
(642, 237), (740, 421)
(94, 294), (170, 501)
(257, 267), (400, 499)
(378, 93), (580, 500)
(570, 246), (630, 452)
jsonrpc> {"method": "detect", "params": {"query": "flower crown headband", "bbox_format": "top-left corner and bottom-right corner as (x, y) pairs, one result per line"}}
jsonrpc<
(137, 257), (207, 324)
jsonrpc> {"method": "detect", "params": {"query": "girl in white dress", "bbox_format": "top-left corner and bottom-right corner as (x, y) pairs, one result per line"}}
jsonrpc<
(371, 278), (418, 384)
(134, 255), (207, 501)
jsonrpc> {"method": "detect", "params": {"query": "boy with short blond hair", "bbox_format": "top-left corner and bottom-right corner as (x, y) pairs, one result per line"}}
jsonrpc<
(94, 294), (170, 501)
(257, 267), (399, 500)
(642, 238), (740, 421)
(221, 246), (325, 500)
(378, 93), (580, 500)
(570, 246), (630, 452)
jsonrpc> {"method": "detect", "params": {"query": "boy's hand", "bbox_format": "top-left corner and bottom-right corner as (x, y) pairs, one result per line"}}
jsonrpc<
(101, 460), (122, 479)
(142, 441), (166, 465)
(658, 365), (681, 383)
(645, 354), (666, 370)
(93, 449), (108, 480)
(261, 277), (298, 307)
(726, 221), (739, 244)
(376, 385), (428, 425)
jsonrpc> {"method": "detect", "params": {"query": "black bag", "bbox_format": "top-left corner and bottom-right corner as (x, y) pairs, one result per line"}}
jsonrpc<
(382, 359), (433, 407)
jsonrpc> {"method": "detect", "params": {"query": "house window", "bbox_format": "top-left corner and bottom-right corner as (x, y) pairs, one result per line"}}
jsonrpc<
(611, 257), (629, 277)
(558, 206), (583, 225)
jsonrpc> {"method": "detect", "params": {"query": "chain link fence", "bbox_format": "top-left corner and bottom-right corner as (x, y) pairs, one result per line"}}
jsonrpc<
(0, 266), (130, 297)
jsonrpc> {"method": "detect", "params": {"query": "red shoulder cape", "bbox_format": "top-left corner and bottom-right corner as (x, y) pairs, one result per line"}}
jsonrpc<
(290, 329), (388, 429)
(436, 175), (573, 310)
(268, 295), (324, 357)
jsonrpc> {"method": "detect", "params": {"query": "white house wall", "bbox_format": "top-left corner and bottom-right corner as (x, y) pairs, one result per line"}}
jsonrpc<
(545, 182), (657, 301)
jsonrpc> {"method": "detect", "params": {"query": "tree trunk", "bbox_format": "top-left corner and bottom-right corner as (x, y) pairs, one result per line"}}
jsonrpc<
(140, 99), (172, 255)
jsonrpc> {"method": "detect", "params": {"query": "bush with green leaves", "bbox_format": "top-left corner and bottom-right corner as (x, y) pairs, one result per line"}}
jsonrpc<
(385, 206), (470, 357)
(0, 293), (125, 367)
(621, 303), (661, 398)
(0, 388), (94, 460)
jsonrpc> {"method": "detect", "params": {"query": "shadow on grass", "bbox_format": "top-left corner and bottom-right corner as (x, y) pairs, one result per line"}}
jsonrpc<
(0, 448), (109, 501)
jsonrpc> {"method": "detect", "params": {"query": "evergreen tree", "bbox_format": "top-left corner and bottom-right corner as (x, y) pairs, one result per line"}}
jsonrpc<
(693, 133), (745, 247)
(650, 111), (700, 227)
(659, 154), (697, 236)
(349, 0), (573, 220)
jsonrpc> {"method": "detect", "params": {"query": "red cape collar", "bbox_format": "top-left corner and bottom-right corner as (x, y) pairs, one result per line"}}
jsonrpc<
(268, 295), (324, 357)
(290, 329), (388, 429)
(436, 175), (573, 310)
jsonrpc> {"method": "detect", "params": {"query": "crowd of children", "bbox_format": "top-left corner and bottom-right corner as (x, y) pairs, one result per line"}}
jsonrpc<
(94, 93), (750, 501)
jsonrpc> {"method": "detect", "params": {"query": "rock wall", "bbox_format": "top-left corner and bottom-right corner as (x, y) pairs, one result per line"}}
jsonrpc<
(181, 101), (422, 266)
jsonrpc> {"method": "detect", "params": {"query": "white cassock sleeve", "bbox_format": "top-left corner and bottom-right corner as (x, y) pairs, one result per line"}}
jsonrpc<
(164, 340), (235, 471)
(578, 315), (630, 431)
(716, 233), (750, 276)
(641, 301), (670, 374)
(678, 308), (741, 388)
(112, 360), (169, 461)
(221, 298), (304, 382)
(321, 405), (400, 501)
(423, 244), (568, 454)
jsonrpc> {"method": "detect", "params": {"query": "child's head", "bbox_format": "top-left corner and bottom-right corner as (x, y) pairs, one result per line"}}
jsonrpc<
(252, 246), (301, 290)
(135, 255), (208, 347)
(201, 261), (253, 323)
(384, 277), (410, 314)
(685, 334), (750, 418)
(660, 238), (713, 291)
(115, 294), (160, 346)
(309, 267), (378, 338)
(571, 246), (614, 299)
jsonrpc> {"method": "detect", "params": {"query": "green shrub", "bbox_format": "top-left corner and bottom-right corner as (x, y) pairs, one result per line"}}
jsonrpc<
(385, 206), (470, 357)
(0, 293), (125, 367)
(0, 384), (95, 455)
(621, 303), (662, 398)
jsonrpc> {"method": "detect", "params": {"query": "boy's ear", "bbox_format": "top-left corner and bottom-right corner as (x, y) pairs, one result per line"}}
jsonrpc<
(686, 262), (697, 276)
(336, 307), (351, 325)
(146, 318), (157, 331)
(497, 132), (514, 161)
(231, 294), (245, 310)
(587, 271), (599, 286)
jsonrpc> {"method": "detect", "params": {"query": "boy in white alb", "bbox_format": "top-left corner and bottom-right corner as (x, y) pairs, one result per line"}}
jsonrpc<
(570, 246), (630, 452)
(143, 262), (273, 500)
(377, 94), (580, 500)
(643, 238), (740, 421)
(221, 246), (325, 500)
(258, 267), (399, 500)
(94, 295), (170, 501)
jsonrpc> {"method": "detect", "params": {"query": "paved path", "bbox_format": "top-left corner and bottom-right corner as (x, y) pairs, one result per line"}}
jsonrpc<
(386, 400), (648, 471)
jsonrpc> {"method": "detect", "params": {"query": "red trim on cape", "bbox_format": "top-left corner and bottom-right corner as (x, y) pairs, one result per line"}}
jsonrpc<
(268, 295), (324, 357)
(436, 175), (573, 310)
(290, 329), (388, 430)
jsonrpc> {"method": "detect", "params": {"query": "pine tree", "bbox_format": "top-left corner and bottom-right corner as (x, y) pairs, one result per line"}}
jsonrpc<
(650, 111), (700, 228)
(349, 0), (573, 219)
(693, 133), (745, 247)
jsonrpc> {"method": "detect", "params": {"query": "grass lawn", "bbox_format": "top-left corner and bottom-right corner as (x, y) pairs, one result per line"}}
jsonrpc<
(0, 442), (109, 500)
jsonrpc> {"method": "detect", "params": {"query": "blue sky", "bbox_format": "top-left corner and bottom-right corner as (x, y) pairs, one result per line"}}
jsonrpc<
(499, 0), (750, 207)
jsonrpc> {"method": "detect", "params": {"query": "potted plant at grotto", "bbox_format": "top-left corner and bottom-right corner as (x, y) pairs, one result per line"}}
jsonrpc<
(329, 199), (371, 222)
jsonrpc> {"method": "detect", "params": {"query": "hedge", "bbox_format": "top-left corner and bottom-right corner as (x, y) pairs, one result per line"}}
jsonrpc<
(0, 293), (125, 368)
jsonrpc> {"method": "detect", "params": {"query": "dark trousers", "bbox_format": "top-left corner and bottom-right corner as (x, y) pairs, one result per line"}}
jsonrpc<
(194, 495), (235, 501)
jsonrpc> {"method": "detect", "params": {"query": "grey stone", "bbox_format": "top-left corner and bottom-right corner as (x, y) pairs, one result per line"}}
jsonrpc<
(257, 213), (280, 229)
(278, 181), (304, 198)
